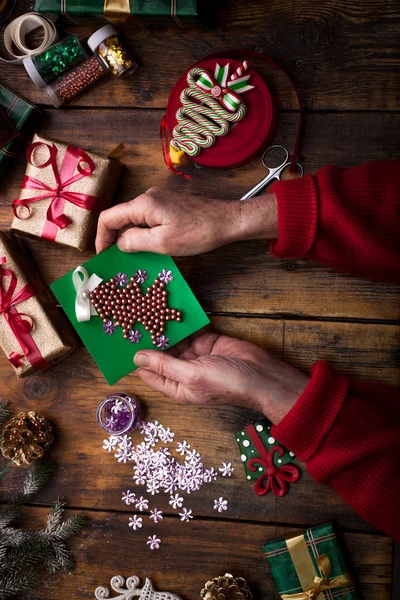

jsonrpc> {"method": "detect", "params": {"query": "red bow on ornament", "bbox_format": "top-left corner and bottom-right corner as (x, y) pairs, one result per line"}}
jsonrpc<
(0, 257), (48, 370)
(245, 424), (300, 497)
(12, 142), (102, 242)
(195, 61), (255, 112)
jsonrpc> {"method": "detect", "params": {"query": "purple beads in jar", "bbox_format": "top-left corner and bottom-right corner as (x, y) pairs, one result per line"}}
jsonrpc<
(96, 392), (140, 435)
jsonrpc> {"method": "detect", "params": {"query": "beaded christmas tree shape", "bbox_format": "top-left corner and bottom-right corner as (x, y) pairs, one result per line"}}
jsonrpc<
(90, 269), (182, 349)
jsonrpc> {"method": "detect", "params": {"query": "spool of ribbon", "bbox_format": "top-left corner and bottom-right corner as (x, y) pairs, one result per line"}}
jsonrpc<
(245, 424), (300, 496)
(0, 12), (58, 64)
(280, 551), (353, 600)
(73, 266), (102, 323)
(0, 257), (49, 369)
(12, 141), (104, 243)
(195, 62), (254, 112)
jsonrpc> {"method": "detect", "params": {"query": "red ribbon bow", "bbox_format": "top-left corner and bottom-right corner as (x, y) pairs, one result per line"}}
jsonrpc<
(0, 257), (49, 370)
(12, 142), (101, 242)
(245, 424), (300, 497)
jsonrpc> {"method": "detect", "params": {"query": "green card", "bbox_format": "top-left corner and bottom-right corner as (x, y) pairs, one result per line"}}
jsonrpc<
(50, 245), (210, 385)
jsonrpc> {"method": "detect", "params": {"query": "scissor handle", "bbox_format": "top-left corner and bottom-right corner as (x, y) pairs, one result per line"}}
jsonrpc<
(261, 144), (290, 170)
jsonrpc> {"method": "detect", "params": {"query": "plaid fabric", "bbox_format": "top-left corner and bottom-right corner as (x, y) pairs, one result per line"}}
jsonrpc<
(0, 83), (39, 181)
(263, 523), (359, 599)
(0, 106), (19, 149)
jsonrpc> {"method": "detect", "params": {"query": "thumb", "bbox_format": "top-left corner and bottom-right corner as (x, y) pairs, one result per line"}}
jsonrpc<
(134, 350), (195, 384)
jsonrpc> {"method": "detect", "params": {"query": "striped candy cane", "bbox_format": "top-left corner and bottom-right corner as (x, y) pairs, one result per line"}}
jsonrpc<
(171, 66), (247, 158)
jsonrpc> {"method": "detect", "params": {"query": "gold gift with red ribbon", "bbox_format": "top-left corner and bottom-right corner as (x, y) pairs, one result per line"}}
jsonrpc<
(11, 134), (121, 251)
(0, 231), (74, 377)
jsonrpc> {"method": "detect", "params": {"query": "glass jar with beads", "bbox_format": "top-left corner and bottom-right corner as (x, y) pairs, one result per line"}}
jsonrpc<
(87, 25), (138, 78)
(23, 35), (87, 89)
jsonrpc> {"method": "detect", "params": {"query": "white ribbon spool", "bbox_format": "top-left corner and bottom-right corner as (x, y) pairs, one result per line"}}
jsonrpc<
(73, 266), (102, 323)
(0, 12), (58, 64)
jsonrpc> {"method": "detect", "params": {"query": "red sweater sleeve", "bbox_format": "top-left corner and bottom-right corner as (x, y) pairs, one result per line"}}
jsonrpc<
(270, 161), (400, 283)
(271, 361), (400, 540)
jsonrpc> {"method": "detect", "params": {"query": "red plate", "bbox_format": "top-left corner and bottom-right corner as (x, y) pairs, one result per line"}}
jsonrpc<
(166, 57), (276, 169)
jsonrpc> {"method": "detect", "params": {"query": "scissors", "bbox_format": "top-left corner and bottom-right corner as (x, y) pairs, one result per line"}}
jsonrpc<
(241, 145), (304, 201)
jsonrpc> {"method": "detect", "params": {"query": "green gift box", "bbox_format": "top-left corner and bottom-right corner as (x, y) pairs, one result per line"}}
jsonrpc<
(0, 84), (39, 181)
(263, 523), (359, 599)
(34, 0), (210, 24)
(50, 244), (210, 385)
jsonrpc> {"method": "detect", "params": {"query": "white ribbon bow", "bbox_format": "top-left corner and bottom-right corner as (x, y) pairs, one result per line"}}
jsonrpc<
(73, 266), (103, 323)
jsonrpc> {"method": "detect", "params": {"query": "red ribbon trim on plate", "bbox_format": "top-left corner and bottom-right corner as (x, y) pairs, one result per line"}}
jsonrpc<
(245, 423), (300, 497)
(0, 257), (49, 370)
(12, 141), (104, 242)
(160, 115), (191, 179)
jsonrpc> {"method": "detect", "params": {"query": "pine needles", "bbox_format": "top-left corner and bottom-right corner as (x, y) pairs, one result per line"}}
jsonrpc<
(0, 459), (87, 599)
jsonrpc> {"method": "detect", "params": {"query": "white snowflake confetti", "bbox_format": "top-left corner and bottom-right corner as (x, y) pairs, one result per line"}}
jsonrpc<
(122, 490), (136, 505)
(135, 496), (149, 511)
(219, 462), (234, 477)
(169, 494), (184, 509)
(203, 467), (218, 483)
(102, 436), (119, 452)
(128, 515), (143, 530)
(111, 399), (125, 414)
(176, 441), (190, 455)
(114, 447), (132, 463)
(150, 508), (163, 523)
(179, 508), (193, 522)
(214, 497), (228, 513)
(147, 535), (161, 550)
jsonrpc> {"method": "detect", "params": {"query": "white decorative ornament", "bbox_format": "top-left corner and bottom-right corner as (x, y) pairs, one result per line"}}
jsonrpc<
(73, 265), (102, 322)
(95, 575), (182, 600)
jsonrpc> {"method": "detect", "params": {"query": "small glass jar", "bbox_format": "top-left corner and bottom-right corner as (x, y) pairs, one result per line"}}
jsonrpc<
(24, 35), (87, 89)
(87, 25), (138, 78)
(43, 55), (108, 108)
(97, 392), (141, 436)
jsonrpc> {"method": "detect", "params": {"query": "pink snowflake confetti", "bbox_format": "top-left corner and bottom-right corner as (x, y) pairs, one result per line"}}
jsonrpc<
(159, 426), (174, 443)
(135, 269), (148, 284)
(203, 467), (218, 483)
(128, 329), (142, 344)
(155, 335), (169, 350)
(169, 494), (184, 509)
(147, 535), (161, 550)
(114, 272), (128, 287)
(128, 515), (143, 530)
(179, 508), (193, 522)
(158, 269), (173, 285)
(176, 441), (190, 455)
(114, 447), (132, 463)
(213, 497), (228, 513)
(122, 490), (136, 505)
(102, 436), (118, 452)
(135, 496), (149, 511)
(150, 508), (163, 523)
(219, 462), (234, 477)
(103, 320), (116, 335)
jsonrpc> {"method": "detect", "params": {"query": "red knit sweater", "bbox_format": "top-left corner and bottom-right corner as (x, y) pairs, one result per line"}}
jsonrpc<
(269, 161), (400, 540)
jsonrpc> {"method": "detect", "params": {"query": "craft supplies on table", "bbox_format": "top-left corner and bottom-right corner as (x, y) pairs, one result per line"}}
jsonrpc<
(23, 35), (87, 88)
(97, 393), (141, 435)
(42, 55), (108, 107)
(11, 134), (121, 249)
(87, 25), (137, 78)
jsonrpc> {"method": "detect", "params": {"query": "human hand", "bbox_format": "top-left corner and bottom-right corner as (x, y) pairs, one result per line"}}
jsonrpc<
(95, 187), (277, 256)
(133, 329), (309, 425)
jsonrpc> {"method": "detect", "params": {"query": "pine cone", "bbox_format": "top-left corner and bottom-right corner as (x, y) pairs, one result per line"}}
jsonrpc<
(201, 574), (252, 600)
(0, 411), (53, 466)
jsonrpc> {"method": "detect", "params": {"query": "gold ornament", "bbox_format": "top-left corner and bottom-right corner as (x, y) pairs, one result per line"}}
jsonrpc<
(201, 574), (252, 600)
(0, 411), (53, 466)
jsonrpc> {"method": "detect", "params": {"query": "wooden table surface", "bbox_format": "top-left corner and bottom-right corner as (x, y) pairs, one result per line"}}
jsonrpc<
(0, 1), (399, 599)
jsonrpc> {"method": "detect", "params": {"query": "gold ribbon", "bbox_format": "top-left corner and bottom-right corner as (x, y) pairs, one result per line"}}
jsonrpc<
(281, 534), (352, 600)
(104, 0), (131, 22)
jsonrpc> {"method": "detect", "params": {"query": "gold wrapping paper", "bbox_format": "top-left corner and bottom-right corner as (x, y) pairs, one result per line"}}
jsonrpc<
(0, 231), (75, 377)
(11, 133), (121, 251)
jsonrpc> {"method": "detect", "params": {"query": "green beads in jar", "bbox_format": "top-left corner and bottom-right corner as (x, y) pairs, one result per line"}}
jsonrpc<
(24, 35), (86, 88)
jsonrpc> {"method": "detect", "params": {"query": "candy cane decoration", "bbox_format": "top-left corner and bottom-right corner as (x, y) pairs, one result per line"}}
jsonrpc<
(170, 62), (254, 161)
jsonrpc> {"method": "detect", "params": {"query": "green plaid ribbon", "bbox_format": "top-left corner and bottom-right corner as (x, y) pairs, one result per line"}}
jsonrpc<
(0, 84), (38, 181)
(263, 523), (359, 600)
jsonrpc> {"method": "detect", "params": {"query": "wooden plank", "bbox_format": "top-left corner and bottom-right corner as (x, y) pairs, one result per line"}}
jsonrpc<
(2, 317), (398, 533)
(1, 0), (399, 110)
(0, 109), (398, 320)
(16, 507), (393, 600)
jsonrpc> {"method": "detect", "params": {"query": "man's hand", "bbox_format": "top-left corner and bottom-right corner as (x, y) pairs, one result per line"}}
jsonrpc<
(95, 187), (278, 256)
(133, 329), (308, 425)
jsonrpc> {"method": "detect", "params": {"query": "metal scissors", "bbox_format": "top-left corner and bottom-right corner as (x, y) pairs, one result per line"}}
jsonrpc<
(241, 145), (304, 201)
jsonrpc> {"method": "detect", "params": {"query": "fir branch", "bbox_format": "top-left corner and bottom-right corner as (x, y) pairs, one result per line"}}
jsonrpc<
(0, 567), (39, 599)
(0, 497), (25, 530)
(52, 512), (88, 540)
(22, 460), (57, 497)
(46, 498), (66, 533)
(45, 537), (74, 573)
(0, 400), (10, 427)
